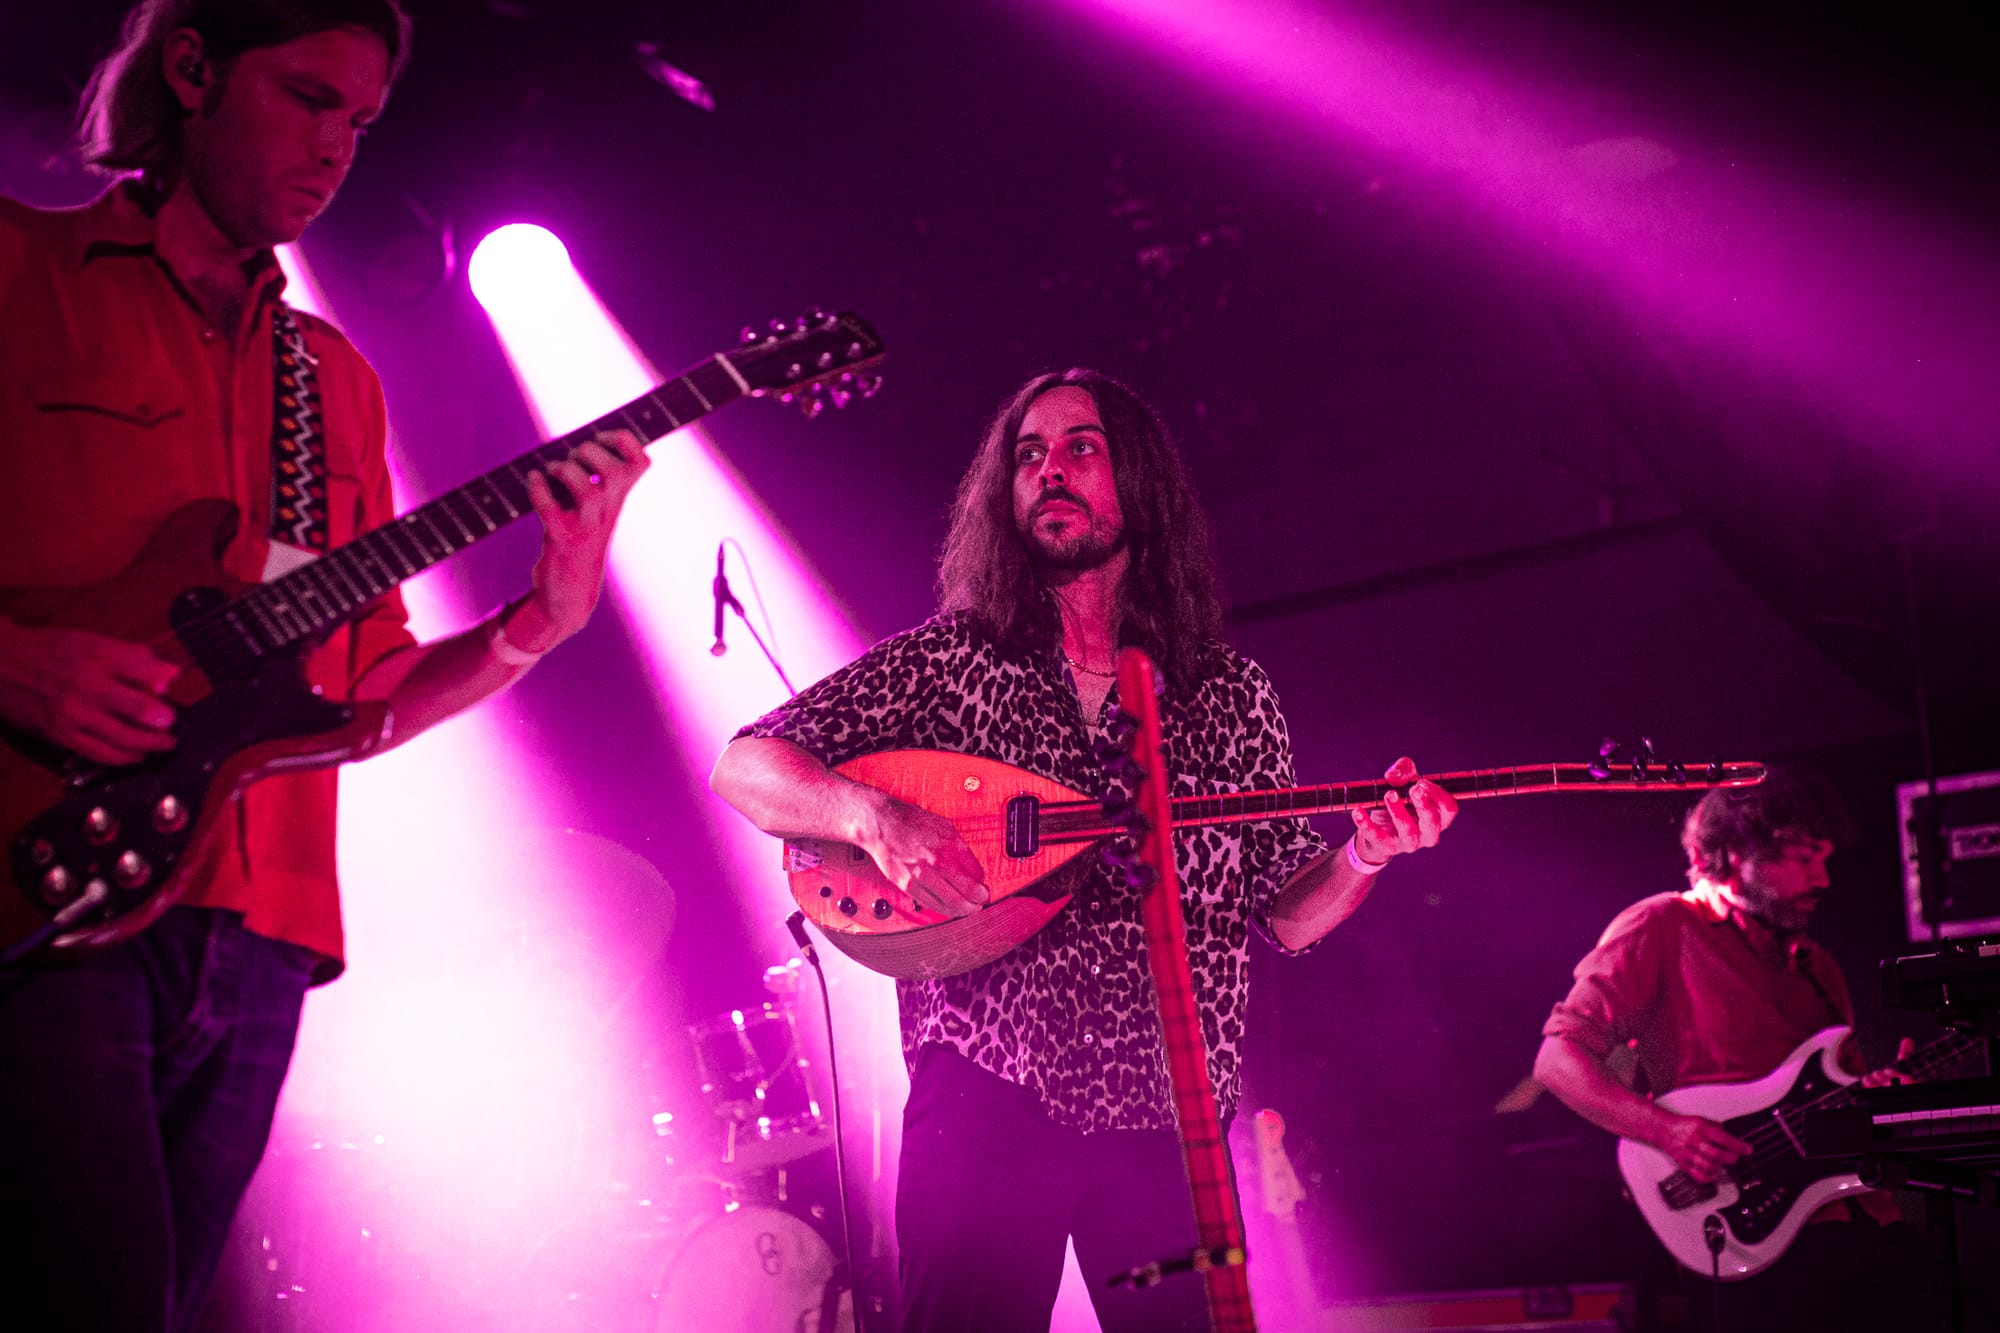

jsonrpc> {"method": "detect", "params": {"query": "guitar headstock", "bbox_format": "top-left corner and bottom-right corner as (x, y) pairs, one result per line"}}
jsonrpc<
(726, 309), (885, 417)
(1587, 737), (1764, 788)
(1251, 1109), (1307, 1216)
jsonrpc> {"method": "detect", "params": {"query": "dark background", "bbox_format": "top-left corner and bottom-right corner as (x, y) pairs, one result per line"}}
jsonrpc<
(6, 0), (1997, 1322)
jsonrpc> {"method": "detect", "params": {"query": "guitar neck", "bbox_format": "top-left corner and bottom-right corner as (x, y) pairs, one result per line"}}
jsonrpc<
(187, 358), (747, 667)
(1158, 762), (1767, 831)
(1814, 1029), (1985, 1114)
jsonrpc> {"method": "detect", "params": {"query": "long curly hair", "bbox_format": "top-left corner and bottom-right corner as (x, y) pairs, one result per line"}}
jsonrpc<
(936, 369), (1223, 688)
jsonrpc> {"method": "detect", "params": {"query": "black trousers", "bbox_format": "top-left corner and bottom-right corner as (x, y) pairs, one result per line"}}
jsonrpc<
(896, 1043), (1217, 1333)
(0, 908), (316, 1333)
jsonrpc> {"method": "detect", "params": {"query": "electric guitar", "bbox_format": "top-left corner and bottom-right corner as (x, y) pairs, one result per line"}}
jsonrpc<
(784, 748), (1765, 979)
(1250, 1109), (1317, 1328)
(1617, 1024), (1980, 1279)
(0, 312), (884, 963)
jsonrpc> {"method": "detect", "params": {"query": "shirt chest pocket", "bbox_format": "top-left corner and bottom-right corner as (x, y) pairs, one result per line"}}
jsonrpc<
(35, 370), (184, 428)
(32, 371), (187, 480)
(18, 372), (196, 555)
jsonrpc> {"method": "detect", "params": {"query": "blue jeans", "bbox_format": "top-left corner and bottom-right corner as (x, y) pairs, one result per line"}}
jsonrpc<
(0, 907), (317, 1333)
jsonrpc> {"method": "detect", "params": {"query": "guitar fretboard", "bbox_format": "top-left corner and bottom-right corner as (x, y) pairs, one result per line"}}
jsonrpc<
(173, 359), (746, 675)
(1039, 763), (1765, 843)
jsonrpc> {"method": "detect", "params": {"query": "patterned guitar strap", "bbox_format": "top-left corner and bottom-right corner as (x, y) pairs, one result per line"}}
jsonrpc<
(266, 302), (328, 578)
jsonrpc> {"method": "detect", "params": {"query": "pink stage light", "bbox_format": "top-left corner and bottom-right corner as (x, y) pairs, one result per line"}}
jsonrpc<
(468, 220), (907, 1274)
(1044, 0), (1999, 476)
(260, 243), (679, 1330)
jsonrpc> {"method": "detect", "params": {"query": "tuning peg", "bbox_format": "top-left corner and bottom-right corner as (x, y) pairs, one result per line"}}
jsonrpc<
(1706, 759), (1724, 783)
(858, 373), (884, 398)
(785, 362), (803, 381)
(778, 392), (795, 405)
(1667, 760), (1688, 784)
(801, 306), (831, 328)
(799, 389), (825, 419)
(769, 319), (791, 337)
(740, 325), (760, 345)
(829, 387), (853, 410)
(845, 341), (865, 361)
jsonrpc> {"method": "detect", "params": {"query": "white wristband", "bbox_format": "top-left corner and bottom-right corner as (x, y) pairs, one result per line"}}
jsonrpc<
(488, 615), (550, 668)
(1345, 834), (1391, 876)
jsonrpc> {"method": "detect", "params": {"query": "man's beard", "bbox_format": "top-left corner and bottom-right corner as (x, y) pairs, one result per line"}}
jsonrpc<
(1027, 523), (1126, 571)
(1020, 493), (1126, 572)
(1733, 876), (1817, 933)
(1024, 512), (1120, 572)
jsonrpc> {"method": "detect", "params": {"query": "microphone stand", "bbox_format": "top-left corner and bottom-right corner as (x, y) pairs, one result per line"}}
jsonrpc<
(712, 559), (796, 696)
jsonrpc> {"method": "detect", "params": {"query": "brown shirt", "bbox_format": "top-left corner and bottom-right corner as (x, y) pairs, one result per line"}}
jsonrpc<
(1543, 887), (1858, 1096)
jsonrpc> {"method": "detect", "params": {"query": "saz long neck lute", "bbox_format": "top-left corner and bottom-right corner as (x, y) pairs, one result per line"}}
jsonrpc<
(0, 313), (884, 963)
(785, 749), (1765, 980)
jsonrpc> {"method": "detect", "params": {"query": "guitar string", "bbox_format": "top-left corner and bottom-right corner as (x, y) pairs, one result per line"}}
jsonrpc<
(1041, 768), (1753, 843)
(1664, 1032), (1980, 1189)
(159, 387), (706, 666)
(159, 444), (574, 668)
(1693, 1037), (1969, 1177)
(158, 356), (776, 667)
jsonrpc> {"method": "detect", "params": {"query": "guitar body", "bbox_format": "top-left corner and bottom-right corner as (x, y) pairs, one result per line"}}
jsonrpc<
(1, 500), (391, 957)
(1616, 1027), (1867, 1280)
(783, 750), (1100, 980)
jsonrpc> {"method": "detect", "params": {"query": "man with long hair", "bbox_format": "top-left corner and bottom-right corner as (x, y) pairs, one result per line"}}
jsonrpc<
(712, 369), (1457, 1332)
(0, 3), (647, 1328)
(1535, 767), (1930, 1330)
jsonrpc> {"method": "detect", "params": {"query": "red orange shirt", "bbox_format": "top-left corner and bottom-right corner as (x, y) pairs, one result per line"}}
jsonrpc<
(0, 184), (415, 980)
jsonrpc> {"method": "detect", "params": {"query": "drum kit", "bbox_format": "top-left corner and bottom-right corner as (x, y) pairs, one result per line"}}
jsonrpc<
(649, 961), (856, 1333)
(202, 960), (861, 1333)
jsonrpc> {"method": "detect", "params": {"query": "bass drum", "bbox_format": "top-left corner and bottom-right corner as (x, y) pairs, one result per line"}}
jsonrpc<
(652, 1205), (852, 1333)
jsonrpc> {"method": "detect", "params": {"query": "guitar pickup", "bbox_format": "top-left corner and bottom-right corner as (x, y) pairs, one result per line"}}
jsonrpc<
(1005, 795), (1040, 857)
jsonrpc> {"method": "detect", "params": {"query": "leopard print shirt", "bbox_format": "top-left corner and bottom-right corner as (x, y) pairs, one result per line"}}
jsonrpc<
(739, 614), (1329, 1132)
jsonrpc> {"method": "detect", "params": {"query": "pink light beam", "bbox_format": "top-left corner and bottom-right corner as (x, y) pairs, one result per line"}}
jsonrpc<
(1046, 0), (2000, 479)
(468, 222), (907, 1270)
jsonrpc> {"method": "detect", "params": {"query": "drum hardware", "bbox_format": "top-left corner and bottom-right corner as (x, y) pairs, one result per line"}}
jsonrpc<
(688, 990), (830, 1173)
(672, 943), (868, 1329)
